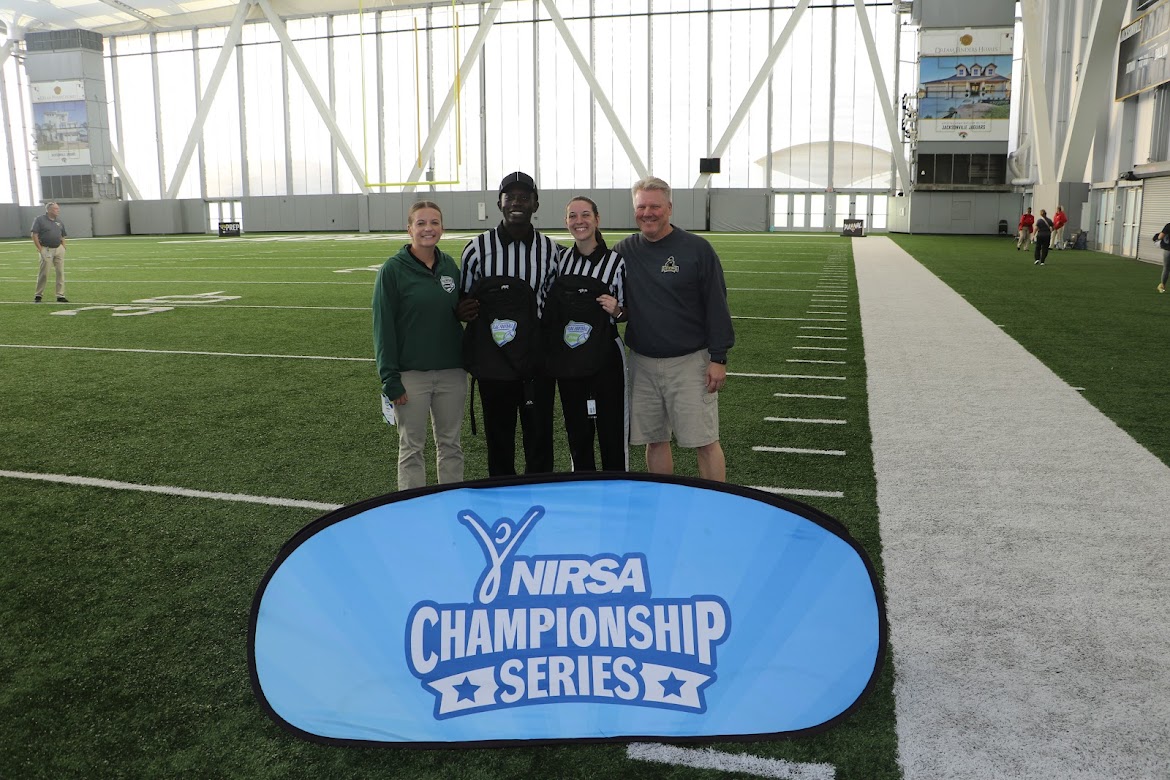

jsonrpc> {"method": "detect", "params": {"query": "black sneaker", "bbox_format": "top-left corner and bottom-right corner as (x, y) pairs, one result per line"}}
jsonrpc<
(56, 296), (69, 302)
(34, 295), (42, 302)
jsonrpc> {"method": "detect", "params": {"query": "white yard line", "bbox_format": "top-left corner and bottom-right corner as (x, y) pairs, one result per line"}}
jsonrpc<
(0, 470), (341, 512)
(748, 485), (845, 499)
(855, 236), (1170, 779)
(734, 316), (847, 322)
(793, 346), (846, 351)
(753, 446), (846, 456)
(787, 359), (848, 365)
(730, 372), (846, 380)
(0, 344), (373, 362)
(798, 336), (847, 340)
(765, 417), (847, 424)
(774, 392), (846, 399)
(1, 301), (367, 311)
(627, 743), (835, 780)
(800, 326), (847, 331)
(0, 279), (373, 285)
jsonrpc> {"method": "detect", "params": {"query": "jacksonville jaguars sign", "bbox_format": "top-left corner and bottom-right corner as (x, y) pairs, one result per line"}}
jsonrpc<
(249, 474), (884, 747)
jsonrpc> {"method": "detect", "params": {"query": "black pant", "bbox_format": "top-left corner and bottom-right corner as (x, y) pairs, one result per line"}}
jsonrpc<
(1034, 236), (1051, 263)
(557, 338), (628, 472)
(477, 376), (556, 476)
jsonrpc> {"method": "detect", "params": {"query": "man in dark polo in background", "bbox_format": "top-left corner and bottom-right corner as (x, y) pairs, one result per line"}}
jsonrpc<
(458, 172), (560, 476)
(616, 176), (734, 482)
(31, 201), (69, 303)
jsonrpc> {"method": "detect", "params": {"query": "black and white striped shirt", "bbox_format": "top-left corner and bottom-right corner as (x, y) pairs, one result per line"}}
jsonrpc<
(460, 223), (560, 316)
(557, 239), (626, 311)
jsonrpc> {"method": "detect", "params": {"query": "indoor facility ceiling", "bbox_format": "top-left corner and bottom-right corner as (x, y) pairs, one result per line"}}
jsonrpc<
(1, 0), (447, 39)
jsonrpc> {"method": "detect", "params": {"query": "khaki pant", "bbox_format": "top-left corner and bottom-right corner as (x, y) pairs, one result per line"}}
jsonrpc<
(35, 245), (66, 298)
(395, 368), (467, 490)
(1016, 229), (1032, 251)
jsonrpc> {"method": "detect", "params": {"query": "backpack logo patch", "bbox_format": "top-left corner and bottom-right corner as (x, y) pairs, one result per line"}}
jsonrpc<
(563, 321), (592, 348)
(491, 319), (518, 346)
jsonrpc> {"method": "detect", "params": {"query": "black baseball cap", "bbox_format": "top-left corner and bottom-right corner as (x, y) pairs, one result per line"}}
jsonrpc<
(498, 171), (537, 198)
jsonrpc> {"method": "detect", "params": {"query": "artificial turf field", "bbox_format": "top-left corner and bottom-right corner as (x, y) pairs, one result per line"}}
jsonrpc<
(0, 231), (1165, 779)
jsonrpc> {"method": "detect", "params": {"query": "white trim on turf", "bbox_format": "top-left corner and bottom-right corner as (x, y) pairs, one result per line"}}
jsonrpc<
(787, 359), (848, 365)
(800, 326), (847, 331)
(765, 417), (847, 424)
(749, 485), (845, 498)
(0, 344), (374, 362)
(753, 446), (847, 456)
(798, 335), (847, 340)
(774, 393), (846, 399)
(0, 470), (342, 512)
(730, 372), (846, 380)
(733, 316), (847, 322)
(626, 743), (835, 780)
(794, 346), (847, 351)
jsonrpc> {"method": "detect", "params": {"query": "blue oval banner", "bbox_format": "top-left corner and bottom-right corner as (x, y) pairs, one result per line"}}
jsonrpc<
(248, 474), (885, 746)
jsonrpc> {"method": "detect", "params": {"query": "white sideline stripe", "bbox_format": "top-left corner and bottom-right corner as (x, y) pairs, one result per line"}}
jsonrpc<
(766, 417), (848, 424)
(774, 392), (845, 399)
(799, 335), (847, 340)
(733, 316), (846, 322)
(0, 470), (343, 512)
(788, 359), (848, 365)
(730, 372), (846, 380)
(1, 301), (367, 311)
(794, 346), (847, 351)
(749, 485), (845, 499)
(754, 446), (847, 456)
(0, 279), (376, 286)
(800, 326), (847, 331)
(626, 743), (835, 779)
(808, 310), (848, 315)
(0, 344), (373, 362)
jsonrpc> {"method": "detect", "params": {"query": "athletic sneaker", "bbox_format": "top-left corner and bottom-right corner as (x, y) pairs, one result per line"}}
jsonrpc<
(34, 295), (41, 302)
(1159, 283), (1166, 293)
(56, 296), (69, 302)
(1034, 259), (1040, 265)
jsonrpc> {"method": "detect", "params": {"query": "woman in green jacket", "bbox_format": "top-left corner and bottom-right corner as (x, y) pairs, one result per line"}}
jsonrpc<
(373, 201), (466, 489)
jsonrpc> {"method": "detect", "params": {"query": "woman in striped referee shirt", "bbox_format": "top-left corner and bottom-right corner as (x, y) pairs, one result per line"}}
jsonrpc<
(550, 196), (629, 471)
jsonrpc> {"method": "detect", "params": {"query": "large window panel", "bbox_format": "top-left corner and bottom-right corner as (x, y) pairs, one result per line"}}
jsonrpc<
(115, 51), (161, 198)
(287, 18), (332, 194)
(380, 23), (425, 185)
(198, 27), (242, 199)
(534, 17), (592, 191)
(592, 11), (648, 188)
(241, 41), (287, 196)
(710, 7), (773, 188)
(157, 32), (199, 198)
(332, 13), (370, 193)
(482, 11), (537, 185)
(648, 8), (708, 186)
(767, 9), (821, 189)
(426, 4), (473, 190)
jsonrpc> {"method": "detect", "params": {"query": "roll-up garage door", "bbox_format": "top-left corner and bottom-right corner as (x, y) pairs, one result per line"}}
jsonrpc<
(1138, 176), (1170, 263)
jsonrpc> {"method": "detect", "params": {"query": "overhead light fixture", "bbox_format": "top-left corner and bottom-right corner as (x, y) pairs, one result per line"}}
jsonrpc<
(98, 0), (157, 25)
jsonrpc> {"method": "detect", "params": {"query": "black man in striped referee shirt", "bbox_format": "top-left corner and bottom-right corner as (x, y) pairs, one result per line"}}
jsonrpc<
(457, 172), (560, 476)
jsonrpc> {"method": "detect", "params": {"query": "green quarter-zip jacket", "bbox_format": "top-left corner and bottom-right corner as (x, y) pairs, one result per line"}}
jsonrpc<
(372, 245), (464, 399)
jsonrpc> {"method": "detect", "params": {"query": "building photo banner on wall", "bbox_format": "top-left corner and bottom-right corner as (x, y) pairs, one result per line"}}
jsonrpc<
(249, 474), (886, 747)
(31, 80), (91, 167)
(917, 28), (1014, 142)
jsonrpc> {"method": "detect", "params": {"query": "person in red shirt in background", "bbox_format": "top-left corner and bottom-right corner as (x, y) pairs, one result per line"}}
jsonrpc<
(1052, 206), (1069, 249)
(1017, 207), (1034, 251)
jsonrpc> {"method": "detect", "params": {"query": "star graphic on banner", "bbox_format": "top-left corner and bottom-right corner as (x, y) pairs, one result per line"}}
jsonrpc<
(660, 672), (685, 698)
(454, 676), (480, 702)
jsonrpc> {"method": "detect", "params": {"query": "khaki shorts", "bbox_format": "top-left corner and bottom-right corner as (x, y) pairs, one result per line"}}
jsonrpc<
(628, 348), (719, 448)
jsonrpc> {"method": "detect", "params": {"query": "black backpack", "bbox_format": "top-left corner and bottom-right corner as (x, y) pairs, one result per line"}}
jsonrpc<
(542, 274), (614, 379)
(462, 275), (541, 381)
